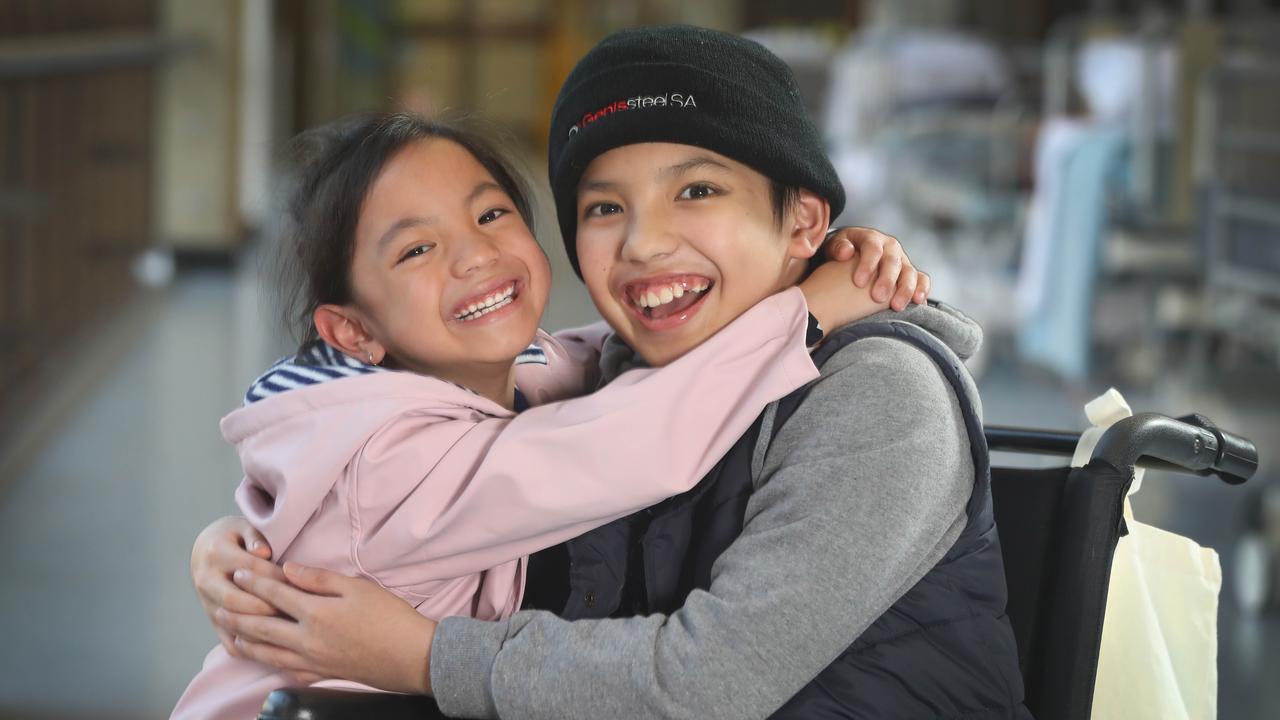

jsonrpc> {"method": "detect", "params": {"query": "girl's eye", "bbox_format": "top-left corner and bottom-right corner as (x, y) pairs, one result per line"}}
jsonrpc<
(584, 202), (623, 219)
(478, 208), (509, 224)
(397, 244), (435, 264)
(678, 183), (717, 200)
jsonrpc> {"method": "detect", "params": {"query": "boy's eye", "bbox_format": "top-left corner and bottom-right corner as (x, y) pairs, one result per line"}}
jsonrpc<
(584, 202), (623, 219)
(677, 183), (717, 200)
(478, 208), (509, 224)
(397, 243), (435, 264)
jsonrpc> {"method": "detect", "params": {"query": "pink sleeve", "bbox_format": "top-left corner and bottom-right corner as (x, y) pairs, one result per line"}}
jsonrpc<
(513, 321), (612, 405)
(351, 288), (819, 589)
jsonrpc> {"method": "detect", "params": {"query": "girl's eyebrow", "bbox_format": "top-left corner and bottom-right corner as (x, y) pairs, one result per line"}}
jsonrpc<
(377, 182), (502, 251)
(377, 216), (435, 253)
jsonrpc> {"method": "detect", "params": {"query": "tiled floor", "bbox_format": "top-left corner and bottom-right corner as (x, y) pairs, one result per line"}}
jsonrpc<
(0, 263), (1275, 718)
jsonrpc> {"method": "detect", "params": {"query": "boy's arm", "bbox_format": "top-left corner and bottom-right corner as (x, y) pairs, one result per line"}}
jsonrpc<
(350, 290), (817, 588)
(430, 339), (973, 719)
(513, 322), (612, 405)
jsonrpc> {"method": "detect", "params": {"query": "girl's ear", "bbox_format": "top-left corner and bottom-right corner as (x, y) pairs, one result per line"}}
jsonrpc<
(314, 305), (386, 365)
(785, 189), (832, 261)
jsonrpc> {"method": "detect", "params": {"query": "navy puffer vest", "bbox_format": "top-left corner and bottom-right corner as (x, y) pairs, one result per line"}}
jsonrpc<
(523, 322), (1030, 718)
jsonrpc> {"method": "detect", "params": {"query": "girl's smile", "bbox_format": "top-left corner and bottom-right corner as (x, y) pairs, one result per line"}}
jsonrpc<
(450, 278), (523, 324)
(317, 137), (552, 406)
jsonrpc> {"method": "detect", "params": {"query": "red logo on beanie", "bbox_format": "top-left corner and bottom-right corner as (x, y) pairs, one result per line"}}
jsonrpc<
(567, 92), (697, 138)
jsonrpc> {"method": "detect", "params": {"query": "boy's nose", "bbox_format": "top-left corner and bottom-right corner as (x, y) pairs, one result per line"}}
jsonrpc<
(620, 215), (679, 264)
(452, 234), (501, 276)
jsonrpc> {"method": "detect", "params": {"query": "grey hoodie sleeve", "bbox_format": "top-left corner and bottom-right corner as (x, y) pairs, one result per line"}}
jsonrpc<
(430, 335), (974, 720)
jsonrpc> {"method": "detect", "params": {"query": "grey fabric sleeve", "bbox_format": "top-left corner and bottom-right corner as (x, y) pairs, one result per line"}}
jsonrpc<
(431, 337), (974, 720)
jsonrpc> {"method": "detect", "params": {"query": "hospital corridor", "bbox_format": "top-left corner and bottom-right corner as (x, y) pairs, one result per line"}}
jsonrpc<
(2, 1), (1279, 718)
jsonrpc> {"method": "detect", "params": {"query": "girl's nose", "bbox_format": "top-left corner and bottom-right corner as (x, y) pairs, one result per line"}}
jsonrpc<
(452, 234), (501, 276)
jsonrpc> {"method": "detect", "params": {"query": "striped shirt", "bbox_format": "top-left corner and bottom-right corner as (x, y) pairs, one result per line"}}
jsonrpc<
(244, 340), (547, 405)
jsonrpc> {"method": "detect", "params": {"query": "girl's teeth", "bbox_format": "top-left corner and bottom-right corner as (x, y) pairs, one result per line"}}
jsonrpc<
(659, 287), (674, 304)
(672, 285), (684, 299)
(459, 284), (516, 319)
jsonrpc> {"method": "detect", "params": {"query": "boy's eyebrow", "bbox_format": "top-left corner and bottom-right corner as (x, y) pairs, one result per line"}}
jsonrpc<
(579, 179), (619, 194)
(466, 180), (503, 204)
(579, 157), (731, 194)
(660, 155), (731, 178)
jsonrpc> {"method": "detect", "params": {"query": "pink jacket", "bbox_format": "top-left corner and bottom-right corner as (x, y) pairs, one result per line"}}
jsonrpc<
(172, 289), (818, 719)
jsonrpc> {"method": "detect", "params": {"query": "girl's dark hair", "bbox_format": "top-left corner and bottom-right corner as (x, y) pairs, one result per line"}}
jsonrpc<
(273, 111), (534, 353)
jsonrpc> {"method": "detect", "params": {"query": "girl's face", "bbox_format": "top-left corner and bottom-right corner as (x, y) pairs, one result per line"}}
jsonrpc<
(346, 138), (550, 380)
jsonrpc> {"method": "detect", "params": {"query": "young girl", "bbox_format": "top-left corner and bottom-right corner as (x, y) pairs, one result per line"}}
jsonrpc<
(172, 112), (917, 719)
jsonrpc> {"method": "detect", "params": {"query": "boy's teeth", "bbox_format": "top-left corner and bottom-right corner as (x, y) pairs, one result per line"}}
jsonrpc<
(634, 280), (708, 309)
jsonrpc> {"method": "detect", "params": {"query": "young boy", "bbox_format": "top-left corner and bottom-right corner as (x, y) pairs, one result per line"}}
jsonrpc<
(211, 26), (1029, 719)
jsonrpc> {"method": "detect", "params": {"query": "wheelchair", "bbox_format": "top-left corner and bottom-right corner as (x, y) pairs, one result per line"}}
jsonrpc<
(257, 412), (1258, 720)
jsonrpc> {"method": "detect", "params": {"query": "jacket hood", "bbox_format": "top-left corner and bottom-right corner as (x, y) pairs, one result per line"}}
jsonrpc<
(222, 372), (512, 559)
(855, 300), (983, 360)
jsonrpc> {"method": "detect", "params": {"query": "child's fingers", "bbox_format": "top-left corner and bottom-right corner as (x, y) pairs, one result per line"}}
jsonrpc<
(213, 541), (286, 582)
(283, 562), (351, 597)
(853, 242), (883, 287)
(913, 272), (931, 304)
(217, 627), (241, 657)
(219, 584), (282, 616)
(218, 607), (306, 650)
(872, 254), (901, 303)
(826, 236), (857, 262)
(232, 636), (316, 676)
(890, 269), (918, 312)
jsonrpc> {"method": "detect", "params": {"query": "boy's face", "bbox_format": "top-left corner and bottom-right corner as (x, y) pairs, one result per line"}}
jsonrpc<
(575, 142), (809, 366)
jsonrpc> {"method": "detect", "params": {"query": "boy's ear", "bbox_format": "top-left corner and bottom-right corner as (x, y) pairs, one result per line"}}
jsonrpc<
(314, 304), (386, 365)
(785, 189), (831, 261)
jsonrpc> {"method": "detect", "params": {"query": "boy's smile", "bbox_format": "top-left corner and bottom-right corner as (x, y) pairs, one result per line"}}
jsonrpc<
(575, 143), (816, 366)
(622, 274), (712, 330)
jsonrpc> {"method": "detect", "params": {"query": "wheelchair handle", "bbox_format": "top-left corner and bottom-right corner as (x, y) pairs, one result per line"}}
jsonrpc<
(985, 413), (1258, 485)
(1091, 412), (1256, 485)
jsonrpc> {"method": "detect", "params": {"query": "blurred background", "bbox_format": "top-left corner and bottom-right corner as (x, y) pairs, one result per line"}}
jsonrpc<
(0, 0), (1278, 717)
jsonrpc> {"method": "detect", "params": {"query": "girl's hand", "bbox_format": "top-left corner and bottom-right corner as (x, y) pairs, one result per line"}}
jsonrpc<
(800, 254), (891, 335)
(822, 227), (930, 311)
(218, 563), (437, 695)
(191, 516), (285, 656)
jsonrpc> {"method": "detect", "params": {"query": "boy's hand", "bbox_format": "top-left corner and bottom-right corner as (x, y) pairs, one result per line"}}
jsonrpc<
(799, 253), (891, 337)
(219, 563), (437, 695)
(822, 227), (930, 311)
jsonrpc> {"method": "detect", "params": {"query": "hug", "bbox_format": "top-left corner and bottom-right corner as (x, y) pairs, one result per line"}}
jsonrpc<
(176, 25), (1027, 720)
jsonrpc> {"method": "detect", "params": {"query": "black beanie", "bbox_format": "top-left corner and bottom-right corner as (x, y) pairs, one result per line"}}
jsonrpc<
(548, 25), (845, 278)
